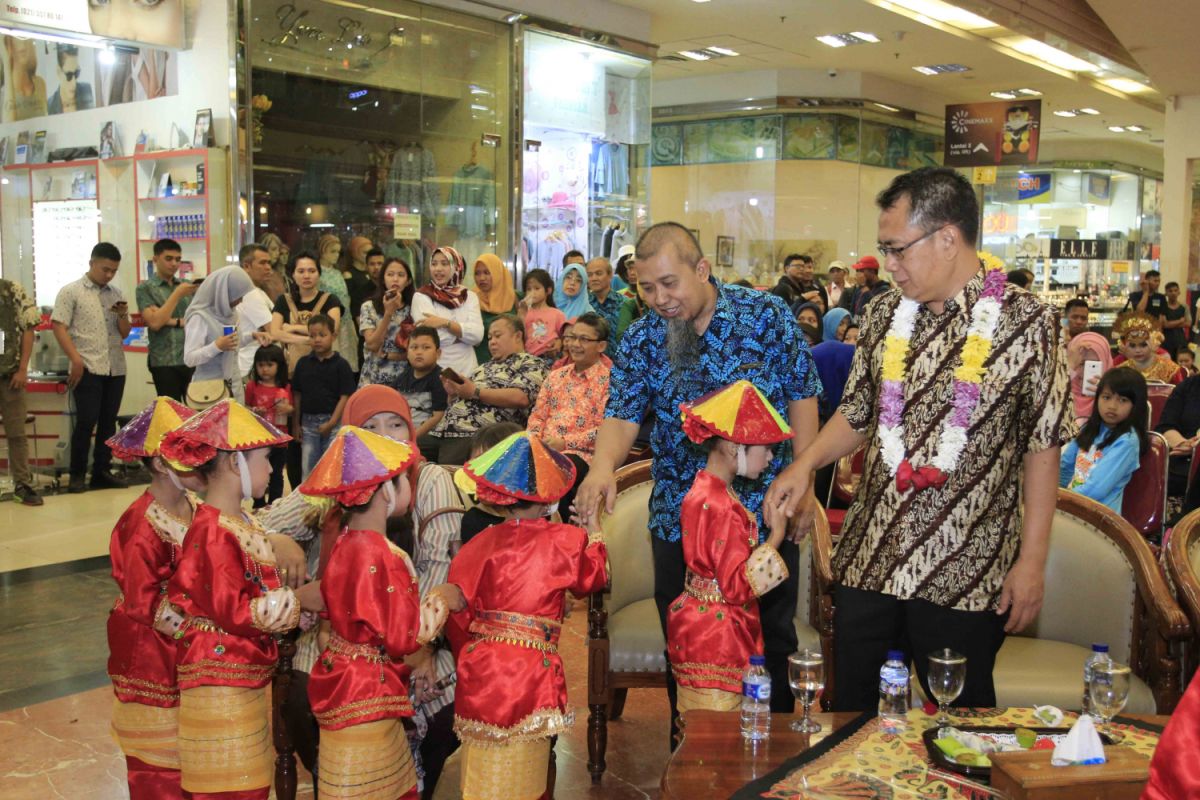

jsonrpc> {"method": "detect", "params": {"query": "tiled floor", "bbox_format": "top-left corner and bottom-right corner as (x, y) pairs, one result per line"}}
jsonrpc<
(0, 485), (675, 798)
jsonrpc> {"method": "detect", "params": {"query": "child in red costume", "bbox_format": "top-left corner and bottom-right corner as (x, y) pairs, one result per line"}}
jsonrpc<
(160, 399), (319, 800)
(298, 425), (446, 800)
(426, 432), (608, 800)
(668, 380), (792, 713)
(106, 397), (198, 799)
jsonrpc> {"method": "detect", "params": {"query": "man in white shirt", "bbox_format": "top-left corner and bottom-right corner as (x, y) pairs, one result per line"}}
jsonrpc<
(825, 261), (848, 310)
(235, 243), (276, 394)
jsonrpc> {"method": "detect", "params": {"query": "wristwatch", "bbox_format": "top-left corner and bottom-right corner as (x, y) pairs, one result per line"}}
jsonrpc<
(472, 385), (481, 400)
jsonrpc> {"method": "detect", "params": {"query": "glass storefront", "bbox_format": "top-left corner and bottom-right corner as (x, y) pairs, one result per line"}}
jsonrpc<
(649, 107), (943, 284)
(979, 165), (1162, 326)
(519, 29), (651, 281)
(247, 0), (512, 286)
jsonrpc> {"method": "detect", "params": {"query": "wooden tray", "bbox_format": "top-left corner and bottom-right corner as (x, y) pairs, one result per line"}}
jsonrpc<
(921, 725), (1116, 782)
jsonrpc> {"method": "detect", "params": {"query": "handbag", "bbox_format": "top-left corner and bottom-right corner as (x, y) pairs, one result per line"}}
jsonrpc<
(186, 378), (231, 410)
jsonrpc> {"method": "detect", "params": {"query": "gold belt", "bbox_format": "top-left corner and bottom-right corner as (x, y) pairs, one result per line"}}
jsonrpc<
(183, 616), (225, 635)
(685, 570), (725, 604)
(468, 609), (561, 653)
(324, 632), (391, 665)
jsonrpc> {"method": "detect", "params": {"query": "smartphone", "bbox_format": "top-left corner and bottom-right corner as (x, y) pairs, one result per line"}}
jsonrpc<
(223, 325), (235, 336)
(441, 367), (465, 384)
(384, 289), (399, 300)
(192, 278), (204, 286)
(1082, 360), (1102, 397)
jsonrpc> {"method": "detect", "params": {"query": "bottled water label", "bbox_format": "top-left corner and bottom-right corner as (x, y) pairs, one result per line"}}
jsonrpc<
(743, 680), (771, 702)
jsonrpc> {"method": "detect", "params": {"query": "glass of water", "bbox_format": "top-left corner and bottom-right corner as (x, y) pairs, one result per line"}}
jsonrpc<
(927, 649), (967, 726)
(1089, 662), (1131, 737)
(788, 649), (825, 733)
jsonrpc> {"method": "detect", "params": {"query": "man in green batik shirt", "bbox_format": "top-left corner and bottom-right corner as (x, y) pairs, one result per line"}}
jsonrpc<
(135, 238), (197, 401)
(0, 277), (44, 505)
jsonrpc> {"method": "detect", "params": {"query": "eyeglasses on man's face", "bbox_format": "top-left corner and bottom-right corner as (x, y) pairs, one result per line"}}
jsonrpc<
(562, 334), (603, 344)
(877, 225), (949, 261)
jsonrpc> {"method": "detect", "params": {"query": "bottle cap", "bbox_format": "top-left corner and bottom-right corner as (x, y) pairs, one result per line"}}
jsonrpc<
(749, 655), (766, 666)
(886, 649), (905, 662)
(1091, 643), (1109, 653)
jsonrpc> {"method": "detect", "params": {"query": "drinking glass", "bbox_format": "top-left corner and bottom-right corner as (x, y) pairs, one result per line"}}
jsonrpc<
(927, 649), (967, 726)
(1089, 662), (1131, 736)
(788, 649), (825, 733)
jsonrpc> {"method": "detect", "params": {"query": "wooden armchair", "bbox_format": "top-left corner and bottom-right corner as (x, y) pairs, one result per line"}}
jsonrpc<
(801, 503), (836, 710)
(1164, 508), (1200, 683)
(991, 490), (1190, 714)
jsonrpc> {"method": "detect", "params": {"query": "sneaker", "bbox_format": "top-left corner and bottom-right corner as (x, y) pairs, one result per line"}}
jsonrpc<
(67, 475), (87, 494)
(90, 471), (129, 490)
(14, 484), (43, 506)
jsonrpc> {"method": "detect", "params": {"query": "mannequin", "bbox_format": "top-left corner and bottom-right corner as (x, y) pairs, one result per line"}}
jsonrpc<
(317, 234), (360, 372)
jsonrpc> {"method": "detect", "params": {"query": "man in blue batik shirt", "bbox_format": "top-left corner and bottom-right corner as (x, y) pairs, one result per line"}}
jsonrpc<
(576, 222), (821, 738)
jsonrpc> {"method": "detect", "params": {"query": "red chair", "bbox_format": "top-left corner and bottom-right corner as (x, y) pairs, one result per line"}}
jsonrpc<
(824, 446), (865, 535)
(1121, 431), (1169, 542)
(1147, 383), (1174, 429)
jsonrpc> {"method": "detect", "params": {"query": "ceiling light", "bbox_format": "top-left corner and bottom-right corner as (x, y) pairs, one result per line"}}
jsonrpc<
(1053, 110), (1077, 117)
(874, 102), (900, 111)
(503, 12), (526, 23)
(878, 0), (996, 31)
(1103, 77), (1151, 93)
(816, 32), (880, 47)
(678, 50), (712, 61)
(1108, 125), (1125, 132)
(1016, 88), (1042, 96)
(691, 0), (711, 3)
(912, 63), (970, 75)
(1126, 125), (1145, 132)
(990, 91), (1017, 100)
(913, 65), (938, 75)
(1078, 108), (1100, 115)
(706, 46), (739, 56)
(997, 36), (1099, 73)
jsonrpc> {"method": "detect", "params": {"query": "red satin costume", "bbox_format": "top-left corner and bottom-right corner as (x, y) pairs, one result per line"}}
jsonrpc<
(308, 529), (423, 798)
(446, 518), (608, 742)
(108, 491), (190, 798)
(668, 470), (788, 693)
(1143, 670), (1200, 799)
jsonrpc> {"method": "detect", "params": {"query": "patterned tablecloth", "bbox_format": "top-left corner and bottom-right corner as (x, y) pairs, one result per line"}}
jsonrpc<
(732, 707), (1163, 800)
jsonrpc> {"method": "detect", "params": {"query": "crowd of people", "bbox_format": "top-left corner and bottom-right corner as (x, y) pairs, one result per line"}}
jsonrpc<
(0, 164), (1192, 797)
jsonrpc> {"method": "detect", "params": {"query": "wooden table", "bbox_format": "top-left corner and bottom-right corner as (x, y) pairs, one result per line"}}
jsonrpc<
(660, 711), (1171, 800)
(661, 710), (860, 799)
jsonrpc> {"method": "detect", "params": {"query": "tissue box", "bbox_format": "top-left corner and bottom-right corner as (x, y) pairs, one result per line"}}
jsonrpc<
(990, 746), (1150, 800)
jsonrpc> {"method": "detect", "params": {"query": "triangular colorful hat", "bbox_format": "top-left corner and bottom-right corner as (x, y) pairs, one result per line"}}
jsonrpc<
(455, 432), (575, 506)
(298, 426), (417, 507)
(160, 398), (291, 471)
(679, 380), (792, 445)
(107, 397), (195, 460)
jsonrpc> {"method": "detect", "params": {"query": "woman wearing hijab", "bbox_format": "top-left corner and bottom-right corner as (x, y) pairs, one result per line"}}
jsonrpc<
(472, 254), (518, 364)
(411, 246), (485, 376)
(183, 266), (272, 404)
(554, 262), (594, 322)
(258, 385), (463, 797)
(1067, 331), (1114, 424)
(317, 233), (360, 373)
(822, 307), (852, 344)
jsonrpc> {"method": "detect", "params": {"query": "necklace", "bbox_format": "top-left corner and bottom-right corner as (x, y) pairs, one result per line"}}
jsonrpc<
(878, 253), (1007, 493)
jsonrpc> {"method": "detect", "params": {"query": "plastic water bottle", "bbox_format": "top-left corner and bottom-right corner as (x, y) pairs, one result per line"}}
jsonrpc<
(878, 650), (910, 725)
(1081, 643), (1111, 717)
(740, 654), (771, 741)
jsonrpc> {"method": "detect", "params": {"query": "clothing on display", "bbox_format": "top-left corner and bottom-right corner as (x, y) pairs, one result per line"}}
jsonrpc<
(447, 163), (496, 239)
(384, 144), (440, 219)
(591, 141), (630, 197)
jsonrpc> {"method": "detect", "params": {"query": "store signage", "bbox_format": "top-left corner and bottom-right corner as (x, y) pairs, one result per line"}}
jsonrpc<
(0, 0), (184, 49)
(943, 99), (1040, 167)
(1110, 260), (1131, 273)
(1015, 172), (1052, 202)
(1049, 239), (1135, 260)
(393, 212), (421, 240)
(972, 166), (997, 184)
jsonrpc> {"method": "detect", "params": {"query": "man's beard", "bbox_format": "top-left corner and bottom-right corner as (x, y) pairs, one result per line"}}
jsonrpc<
(667, 317), (701, 372)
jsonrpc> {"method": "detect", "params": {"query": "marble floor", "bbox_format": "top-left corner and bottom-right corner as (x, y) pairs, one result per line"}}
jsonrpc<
(0, 483), (674, 799)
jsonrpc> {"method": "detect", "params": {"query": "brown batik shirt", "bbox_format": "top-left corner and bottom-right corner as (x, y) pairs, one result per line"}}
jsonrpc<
(833, 270), (1072, 612)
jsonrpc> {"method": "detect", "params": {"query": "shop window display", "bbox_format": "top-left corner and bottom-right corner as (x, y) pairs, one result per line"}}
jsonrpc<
(520, 30), (651, 280)
(247, 1), (510, 288)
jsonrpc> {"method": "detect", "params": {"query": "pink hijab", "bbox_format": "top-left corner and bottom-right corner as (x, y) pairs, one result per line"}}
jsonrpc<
(1067, 332), (1113, 421)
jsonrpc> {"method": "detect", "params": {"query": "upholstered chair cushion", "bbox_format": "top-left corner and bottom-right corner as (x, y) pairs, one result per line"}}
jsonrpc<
(995, 637), (1156, 714)
(608, 598), (668, 673)
(602, 481), (655, 616)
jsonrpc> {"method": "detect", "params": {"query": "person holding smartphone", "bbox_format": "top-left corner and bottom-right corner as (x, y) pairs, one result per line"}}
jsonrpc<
(51, 242), (132, 493)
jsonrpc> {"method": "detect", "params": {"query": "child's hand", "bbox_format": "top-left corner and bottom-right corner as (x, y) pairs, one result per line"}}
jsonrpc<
(294, 581), (324, 613)
(267, 533), (308, 588)
(763, 500), (789, 549)
(317, 421), (334, 436)
(277, 402), (294, 415)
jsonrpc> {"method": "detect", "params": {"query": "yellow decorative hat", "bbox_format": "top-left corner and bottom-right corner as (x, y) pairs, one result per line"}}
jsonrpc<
(159, 398), (291, 471)
(106, 397), (195, 460)
(298, 426), (417, 507)
(1114, 311), (1163, 348)
(679, 380), (792, 445)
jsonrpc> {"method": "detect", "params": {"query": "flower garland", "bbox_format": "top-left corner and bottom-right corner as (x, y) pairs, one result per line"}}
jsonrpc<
(878, 252), (1008, 493)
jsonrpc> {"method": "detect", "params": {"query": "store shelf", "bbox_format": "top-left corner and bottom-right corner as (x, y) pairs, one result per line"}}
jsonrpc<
(5, 159), (99, 172)
(139, 194), (207, 201)
(134, 148), (212, 161)
(139, 237), (207, 242)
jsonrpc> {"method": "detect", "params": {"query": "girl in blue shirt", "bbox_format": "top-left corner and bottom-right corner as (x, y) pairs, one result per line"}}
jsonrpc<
(1059, 368), (1148, 513)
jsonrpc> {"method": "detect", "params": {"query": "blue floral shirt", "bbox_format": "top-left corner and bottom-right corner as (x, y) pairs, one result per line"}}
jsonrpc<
(606, 280), (821, 542)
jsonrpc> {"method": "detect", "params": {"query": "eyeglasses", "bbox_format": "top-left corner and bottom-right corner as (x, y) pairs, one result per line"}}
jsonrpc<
(561, 334), (603, 343)
(62, 68), (82, 82)
(877, 225), (948, 260)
